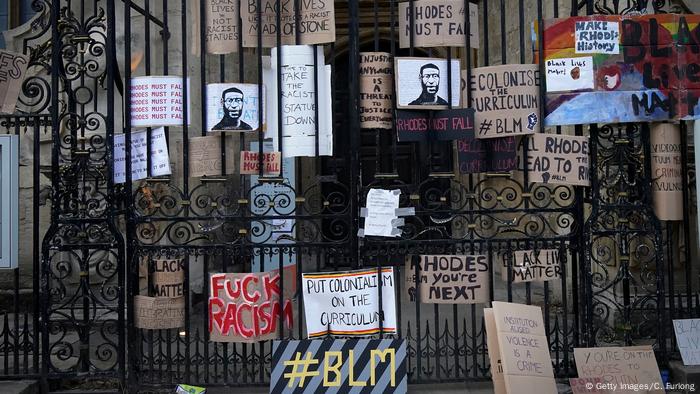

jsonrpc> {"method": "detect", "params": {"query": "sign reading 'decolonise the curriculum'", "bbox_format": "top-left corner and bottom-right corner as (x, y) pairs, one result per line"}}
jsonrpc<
(525, 133), (590, 187)
(406, 255), (489, 304)
(302, 268), (397, 338)
(398, 0), (479, 49)
(130, 76), (190, 127)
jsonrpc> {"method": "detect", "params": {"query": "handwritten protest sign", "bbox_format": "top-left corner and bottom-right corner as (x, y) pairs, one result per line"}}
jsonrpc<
(0, 50), (28, 113)
(363, 188), (401, 237)
(209, 266), (295, 342)
(466, 65), (540, 138)
(405, 255), (489, 304)
(651, 123), (683, 221)
(302, 268), (397, 338)
(206, 83), (263, 132)
(114, 127), (171, 184)
(398, 0), (479, 48)
(134, 295), (185, 330)
(505, 249), (561, 284)
(545, 57), (594, 93)
(574, 346), (664, 394)
(457, 135), (517, 173)
(150, 258), (184, 298)
(360, 52), (393, 129)
(484, 308), (506, 394)
(525, 133), (590, 187)
(492, 301), (557, 394)
(241, 0), (335, 47)
(188, 135), (223, 178)
(191, 0), (239, 54)
(130, 76), (190, 127)
(239, 150), (280, 175)
(395, 57), (461, 109)
(673, 319), (700, 365)
(570, 377), (611, 394)
(396, 108), (474, 142)
(575, 19), (620, 54)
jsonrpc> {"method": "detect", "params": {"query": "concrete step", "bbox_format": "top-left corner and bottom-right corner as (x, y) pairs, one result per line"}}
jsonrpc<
(0, 380), (38, 394)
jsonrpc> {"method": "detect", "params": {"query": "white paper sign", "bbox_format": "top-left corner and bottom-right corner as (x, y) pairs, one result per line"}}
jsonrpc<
(395, 57), (461, 108)
(575, 20), (620, 54)
(130, 76), (191, 127)
(545, 57), (594, 92)
(674, 319), (700, 365)
(205, 83), (263, 132)
(302, 268), (397, 338)
(364, 188), (401, 237)
(114, 127), (171, 184)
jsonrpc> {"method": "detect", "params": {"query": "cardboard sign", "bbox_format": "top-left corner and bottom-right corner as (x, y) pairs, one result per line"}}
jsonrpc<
(395, 57), (461, 109)
(545, 57), (594, 92)
(113, 127), (171, 184)
(360, 52), (393, 129)
(457, 136), (517, 173)
(241, 0), (335, 47)
(0, 50), (28, 113)
(492, 301), (557, 394)
(364, 188), (401, 237)
(270, 339), (407, 393)
(396, 108), (474, 142)
(134, 295), (185, 330)
(651, 123), (683, 221)
(405, 255), (489, 304)
(398, 0), (479, 49)
(484, 309), (506, 394)
(673, 319), (700, 365)
(575, 20), (620, 54)
(240, 150), (281, 175)
(570, 377), (611, 394)
(525, 133), (590, 187)
(191, 0), (239, 55)
(206, 83), (263, 132)
(302, 268), (397, 338)
(209, 266), (296, 343)
(130, 76), (190, 127)
(506, 249), (561, 284)
(150, 258), (184, 298)
(467, 65), (540, 138)
(574, 346), (664, 394)
(188, 135), (222, 178)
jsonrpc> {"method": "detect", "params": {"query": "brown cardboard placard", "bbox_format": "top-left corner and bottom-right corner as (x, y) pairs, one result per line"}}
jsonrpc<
(651, 123), (683, 221)
(492, 301), (557, 394)
(0, 50), (29, 114)
(150, 258), (184, 298)
(134, 295), (185, 330)
(466, 65), (540, 138)
(191, 0), (239, 55)
(360, 52), (393, 129)
(398, 0), (479, 49)
(484, 308), (506, 394)
(574, 346), (664, 394)
(525, 133), (591, 187)
(239, 150), (281, 175)
(405, 255), (489, 304)
(189, 135), (222, 178)
(395, 57), (461, 110)
(504, 249), (561, 284)
(241, 0), (335, 47)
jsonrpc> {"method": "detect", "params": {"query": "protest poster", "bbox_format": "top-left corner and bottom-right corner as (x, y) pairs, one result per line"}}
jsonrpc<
(405, 255), (489, 304)
(574, 19), (620, 54)
(208, 266), (295, 342)
(525, 133), (590, 187)
(398, 0), (479, 49)
(484, 309), (506, 394)
(239, 150), (280, 175)
(395, 57), (461, 109)
(0, 50), (28, 113)
(188, 135), (222, 178)
(574, 346), (664, 394)
(363, 188), (401, 237)
(492, 301), (557, 394)
(205, 83), (263, 132)
(396, 108), (474, 142)
(130, 76), (190, 127)
(270, 339), (407, 393)
(150, 258), (184, 298)
(505, 249), (561, 284)
(360, 52), (393, 129)
(457, 135), (517, 173)
(241, 0), (335, 47)
(134, 295), (185, 330)
(570, 378), (611, 394)
(673, 319), (700, 365)
(264, 47), (333, 157)
(191, 0), (239, 55)
(651, 123), (683, 221)
(302, 268), (397, 338)
(466, 65), (540, 138)
(113, 127), (171, 184)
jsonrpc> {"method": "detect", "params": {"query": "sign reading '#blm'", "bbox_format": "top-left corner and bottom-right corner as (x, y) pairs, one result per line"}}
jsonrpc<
(405, 255), (489, 304)
(270, 339), (407, 394)
(398, 0), (479, 49)
(538, 14), (700, 125)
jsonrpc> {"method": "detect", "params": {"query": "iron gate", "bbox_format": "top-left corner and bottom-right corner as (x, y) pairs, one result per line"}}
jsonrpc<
(0, 0), (697, 392)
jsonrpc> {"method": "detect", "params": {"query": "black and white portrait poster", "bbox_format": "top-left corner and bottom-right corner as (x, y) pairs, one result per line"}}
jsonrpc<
(205, 83), (263, 132)
(395, 57), (461, 110)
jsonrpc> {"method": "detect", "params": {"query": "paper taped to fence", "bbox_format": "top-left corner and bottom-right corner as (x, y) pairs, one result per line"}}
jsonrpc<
(113, 127), (171, 184)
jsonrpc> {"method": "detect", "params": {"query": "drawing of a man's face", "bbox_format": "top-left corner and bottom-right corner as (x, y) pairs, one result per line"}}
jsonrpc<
(222, 88), (244, 120)
(420, 64), (440, 95)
